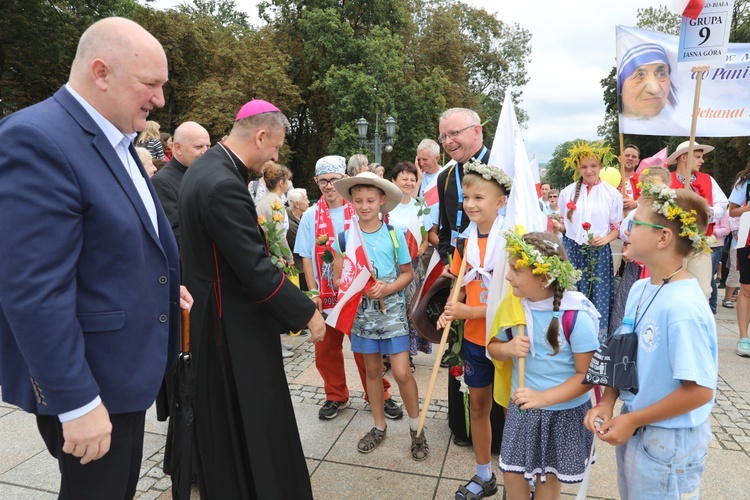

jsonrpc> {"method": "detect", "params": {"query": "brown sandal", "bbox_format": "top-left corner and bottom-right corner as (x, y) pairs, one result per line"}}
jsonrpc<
(357, 426), (386, 453)
(410, 429), (429, 461)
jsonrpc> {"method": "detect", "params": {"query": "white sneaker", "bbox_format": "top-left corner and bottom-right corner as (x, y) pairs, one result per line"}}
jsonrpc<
(282, 343), (293, 350)
(737, 338), (750, 357)
(281, 348), (295, 358)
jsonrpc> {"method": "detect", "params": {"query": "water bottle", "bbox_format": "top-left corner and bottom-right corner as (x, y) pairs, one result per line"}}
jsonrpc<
(615, 317), (635, 335)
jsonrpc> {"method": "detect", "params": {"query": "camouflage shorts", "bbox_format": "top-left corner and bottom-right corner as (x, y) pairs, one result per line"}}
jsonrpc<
(351, 280), (409, 341)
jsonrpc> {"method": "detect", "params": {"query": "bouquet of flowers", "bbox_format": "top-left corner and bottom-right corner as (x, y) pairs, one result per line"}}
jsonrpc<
(444, 318), (470, 434)
(258, 201), (298, 277)
(580, 222), (601, 297)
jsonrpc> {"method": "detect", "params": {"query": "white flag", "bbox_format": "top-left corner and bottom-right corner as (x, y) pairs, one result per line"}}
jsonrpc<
(485, 89), (547, 342)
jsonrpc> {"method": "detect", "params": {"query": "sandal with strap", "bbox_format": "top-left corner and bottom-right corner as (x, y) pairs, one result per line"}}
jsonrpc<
(455, 474), (498, 500)
(410, 429), (429, 461)
(357, 426), (386, 454)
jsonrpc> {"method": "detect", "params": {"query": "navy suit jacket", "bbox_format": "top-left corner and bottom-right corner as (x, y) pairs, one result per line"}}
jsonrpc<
(0, 87), (181, 416)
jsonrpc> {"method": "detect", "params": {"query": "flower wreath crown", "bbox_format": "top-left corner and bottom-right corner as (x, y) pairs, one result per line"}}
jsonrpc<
(637, 177), (715, 253)
(562, 140), (617, 172)
(503, 226), (582, 291)
(463, 158), (513, 192)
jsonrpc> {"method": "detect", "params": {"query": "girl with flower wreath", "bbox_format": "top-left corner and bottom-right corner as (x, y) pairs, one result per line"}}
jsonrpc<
(489, 229), (600, 500)
(558, 141), (623, 342)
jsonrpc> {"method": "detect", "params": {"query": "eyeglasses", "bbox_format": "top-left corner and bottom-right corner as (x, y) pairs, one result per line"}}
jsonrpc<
(548, 195), (558, 199)
(438, 125), (476, 144)
(316, 177), (343, 188)
(627, 219), (665, 232)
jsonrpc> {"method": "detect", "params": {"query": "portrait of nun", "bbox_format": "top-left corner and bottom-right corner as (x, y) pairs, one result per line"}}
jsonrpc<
(618, 43), (679, 120)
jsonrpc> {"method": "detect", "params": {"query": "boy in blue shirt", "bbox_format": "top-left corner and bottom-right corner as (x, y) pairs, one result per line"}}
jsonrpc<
(585, 184), (718, 499)
(332, 173), (428, 461)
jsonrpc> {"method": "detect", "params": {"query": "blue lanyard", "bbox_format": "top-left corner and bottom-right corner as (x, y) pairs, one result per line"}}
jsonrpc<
(454, 146), (487, 231)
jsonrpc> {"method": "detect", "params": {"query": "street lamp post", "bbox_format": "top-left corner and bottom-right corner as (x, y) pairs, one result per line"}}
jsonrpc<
(356, 113), (396, 165)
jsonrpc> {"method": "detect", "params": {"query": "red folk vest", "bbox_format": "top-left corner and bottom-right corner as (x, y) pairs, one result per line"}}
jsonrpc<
(670, 171), (715, 236)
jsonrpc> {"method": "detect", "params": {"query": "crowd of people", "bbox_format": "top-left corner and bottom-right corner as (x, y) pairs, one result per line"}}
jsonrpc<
(0, 16), (734, 500)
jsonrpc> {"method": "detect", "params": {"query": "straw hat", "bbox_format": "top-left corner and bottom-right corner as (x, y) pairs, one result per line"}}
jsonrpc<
(333, 172), (403, 213)
(666, 141), (714, 165)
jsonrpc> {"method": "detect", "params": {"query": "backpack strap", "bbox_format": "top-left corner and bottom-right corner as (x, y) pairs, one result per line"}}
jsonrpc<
(505, 310), (577, 344)
(444, 164), (456, 196)
(338, 224), (399, 262)
(561, 310), (578, 345)
(337, 230), (347, 254)
(385, 224), (399, 262)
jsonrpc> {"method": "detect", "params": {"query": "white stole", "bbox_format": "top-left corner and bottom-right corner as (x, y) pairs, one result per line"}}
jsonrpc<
(522, 291), (601, 357)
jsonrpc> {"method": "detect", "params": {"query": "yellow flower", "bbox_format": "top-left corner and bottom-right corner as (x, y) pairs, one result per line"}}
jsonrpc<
(257, 215), (267, 225)
(270, 201), (283, 211)
(515, 253), (530, 269)
(665, 205), (681, 220)
(272, 213), (284, 223)
(642, 168), (650, 176)
(532, 262), (550, 275)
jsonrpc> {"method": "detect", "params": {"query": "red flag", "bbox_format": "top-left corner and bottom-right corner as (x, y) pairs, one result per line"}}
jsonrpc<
(423, 177), (439, 207)
(411, 250), (442, 316)
(405, 210), (424, 260)
(669, 0), (705, 19)
(325, 220), (374, 335)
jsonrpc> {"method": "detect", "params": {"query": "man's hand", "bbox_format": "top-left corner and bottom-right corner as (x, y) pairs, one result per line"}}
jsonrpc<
(61, 403), (112, 464)
(307, 310), (326, 344)
(179, 285), (194, 311)
(623, 198), (638, 211)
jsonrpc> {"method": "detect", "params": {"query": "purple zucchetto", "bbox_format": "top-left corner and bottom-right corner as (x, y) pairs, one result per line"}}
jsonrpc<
(235, 99), (281, 121)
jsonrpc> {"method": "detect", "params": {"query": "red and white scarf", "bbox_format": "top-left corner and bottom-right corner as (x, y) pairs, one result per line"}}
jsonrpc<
(314, 197), (356, 309)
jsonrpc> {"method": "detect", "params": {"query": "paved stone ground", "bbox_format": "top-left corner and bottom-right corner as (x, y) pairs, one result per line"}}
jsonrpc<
(1, 308), (750, 499)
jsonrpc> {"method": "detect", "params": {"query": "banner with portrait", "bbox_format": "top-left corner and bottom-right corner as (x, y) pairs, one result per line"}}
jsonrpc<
(617, 25), (750, 137)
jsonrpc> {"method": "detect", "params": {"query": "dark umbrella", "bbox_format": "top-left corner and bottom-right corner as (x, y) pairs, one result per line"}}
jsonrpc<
(169, 308), (195, 500)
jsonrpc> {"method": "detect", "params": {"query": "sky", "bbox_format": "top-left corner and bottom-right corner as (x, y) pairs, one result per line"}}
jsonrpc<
(149, 0), (667, 163)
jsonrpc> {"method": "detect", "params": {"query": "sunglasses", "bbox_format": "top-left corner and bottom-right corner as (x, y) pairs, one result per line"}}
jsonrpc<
(627, 218), (665, 232)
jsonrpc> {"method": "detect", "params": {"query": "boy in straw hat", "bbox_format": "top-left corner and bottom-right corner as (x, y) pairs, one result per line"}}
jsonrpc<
(294, 156), (402, 421)
(332, 173), (429, 460)
(667, 140), (728, 302)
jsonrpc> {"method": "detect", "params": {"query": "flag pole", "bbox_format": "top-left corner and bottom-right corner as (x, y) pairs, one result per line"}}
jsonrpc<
(353, 218), (386, 314)
(685, 66), (709, 177)
(416, 255), (469, 438)
(618, 132), (626, 196)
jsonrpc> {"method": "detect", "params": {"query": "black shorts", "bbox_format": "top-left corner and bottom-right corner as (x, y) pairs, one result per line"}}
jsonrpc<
(738, 246), (750, 285)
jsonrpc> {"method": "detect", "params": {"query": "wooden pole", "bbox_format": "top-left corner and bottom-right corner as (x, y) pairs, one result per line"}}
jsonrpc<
(180, 308), (190, 353)
(517, 324), (526, 389)
(619, 132), (626, 196)
(416, 255), (469, 437)
(685, 66), (710, 178)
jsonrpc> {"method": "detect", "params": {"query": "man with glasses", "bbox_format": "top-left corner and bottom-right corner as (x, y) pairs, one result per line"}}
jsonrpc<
(433, 108), (505, 451)
(436, 108), (491, 274)
(294, 156), (401, 420)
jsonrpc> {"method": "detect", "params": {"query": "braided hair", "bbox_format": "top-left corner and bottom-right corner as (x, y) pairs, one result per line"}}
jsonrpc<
(566, 177), (584, 223)
(522, 232), (569, 355)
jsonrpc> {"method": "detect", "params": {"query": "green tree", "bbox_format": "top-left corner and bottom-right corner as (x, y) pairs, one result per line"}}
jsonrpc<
(0, 0), (138, 116)
(175, 0), (249, 29)
(544, 140), (580, 189)
(258, 0), (531, 194)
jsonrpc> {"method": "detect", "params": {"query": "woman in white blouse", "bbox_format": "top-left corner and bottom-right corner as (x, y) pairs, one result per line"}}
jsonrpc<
(559, 142), (623, 341)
